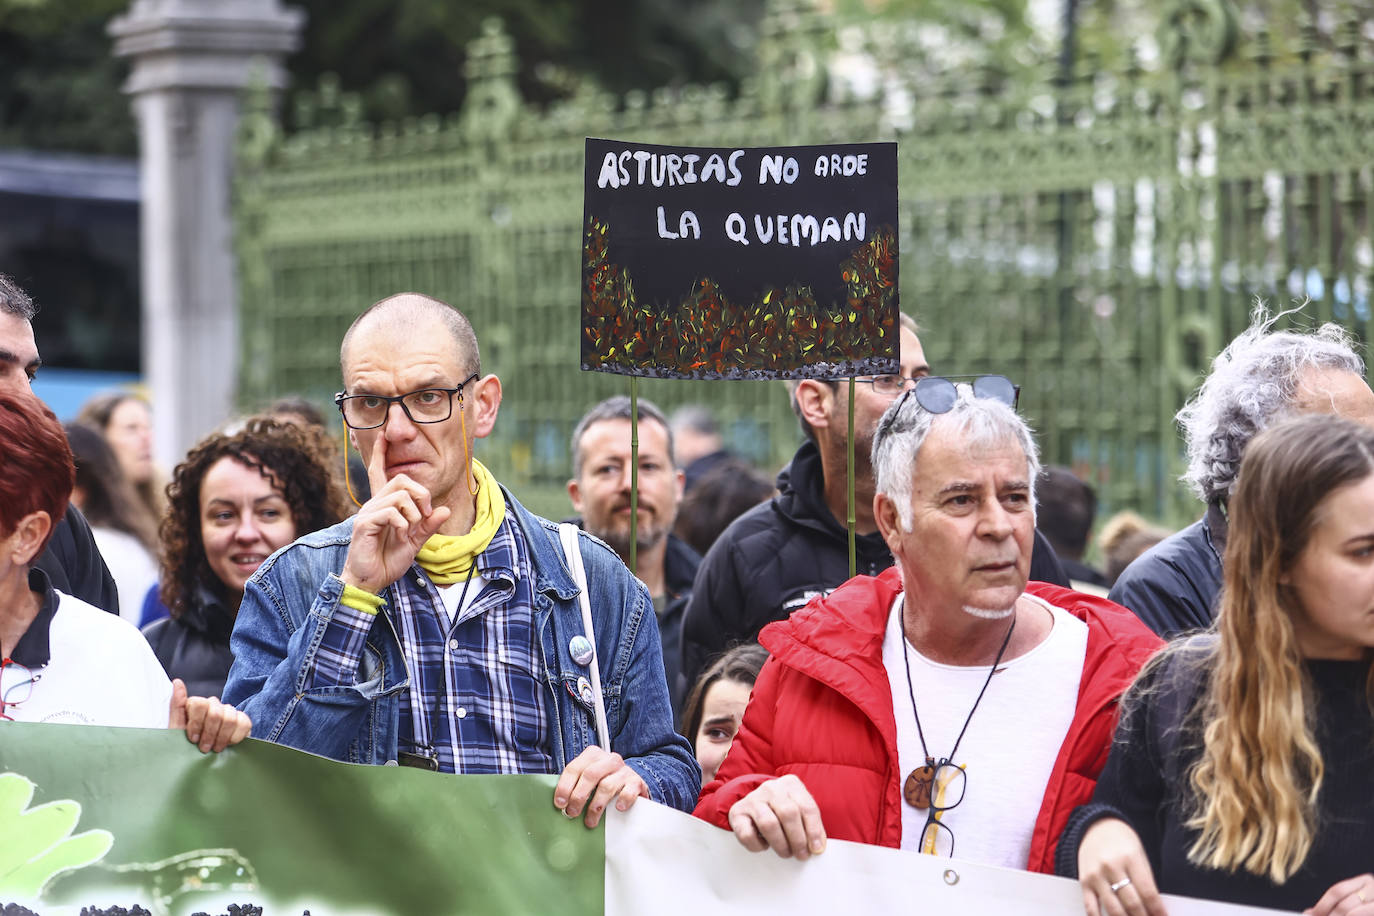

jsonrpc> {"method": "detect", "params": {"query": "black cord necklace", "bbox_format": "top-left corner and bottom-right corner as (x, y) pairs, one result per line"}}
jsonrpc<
(899, 599), (1017, 810)
(397, 562), (479, 771)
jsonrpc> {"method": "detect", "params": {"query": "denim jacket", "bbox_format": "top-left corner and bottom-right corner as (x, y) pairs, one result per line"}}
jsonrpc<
(222, 488), (700, 812)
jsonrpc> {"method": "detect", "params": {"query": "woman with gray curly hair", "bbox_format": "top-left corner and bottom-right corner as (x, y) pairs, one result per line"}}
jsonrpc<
(1109, 305), (1374, 638)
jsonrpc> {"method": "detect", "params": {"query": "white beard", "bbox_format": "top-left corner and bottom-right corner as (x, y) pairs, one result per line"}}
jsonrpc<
(961, 604), (1015, 620)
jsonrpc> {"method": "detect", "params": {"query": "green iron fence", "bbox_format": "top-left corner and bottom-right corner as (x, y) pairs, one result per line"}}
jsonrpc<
(235, 0), (1374, 523)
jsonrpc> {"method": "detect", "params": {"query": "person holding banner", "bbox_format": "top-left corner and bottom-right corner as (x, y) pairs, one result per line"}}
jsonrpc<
(679, 314), (1073, 687)
(0, 391), (250, 752)
(223, 294), (699, 825)
(1062, 414), (1374, 916)
(694, 381), (1160, 872)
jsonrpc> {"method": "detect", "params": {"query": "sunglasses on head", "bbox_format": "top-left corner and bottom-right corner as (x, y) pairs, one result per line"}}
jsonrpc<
(877, 374), (1020, 442)
(910, 374), (1019, 414)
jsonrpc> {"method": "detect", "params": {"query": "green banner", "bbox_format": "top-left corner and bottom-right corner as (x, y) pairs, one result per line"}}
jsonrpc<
(1, 724), (602, 916)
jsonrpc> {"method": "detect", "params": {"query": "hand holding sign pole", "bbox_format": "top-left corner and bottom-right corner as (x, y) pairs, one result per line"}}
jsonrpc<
(581, 139), (899, 573)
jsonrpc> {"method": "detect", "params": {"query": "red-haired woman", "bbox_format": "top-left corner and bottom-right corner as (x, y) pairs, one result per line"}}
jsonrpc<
(0, 392), (249, 751)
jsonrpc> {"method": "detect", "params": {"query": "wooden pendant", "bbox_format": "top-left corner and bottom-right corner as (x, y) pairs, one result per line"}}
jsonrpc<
(903, 757), (937, 809)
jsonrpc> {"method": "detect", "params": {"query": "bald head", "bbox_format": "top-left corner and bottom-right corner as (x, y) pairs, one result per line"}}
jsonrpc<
(341, 293), (481, 378)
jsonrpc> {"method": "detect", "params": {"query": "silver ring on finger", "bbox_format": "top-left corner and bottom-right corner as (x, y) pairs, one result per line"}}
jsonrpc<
(1109, 877), (1133, 894)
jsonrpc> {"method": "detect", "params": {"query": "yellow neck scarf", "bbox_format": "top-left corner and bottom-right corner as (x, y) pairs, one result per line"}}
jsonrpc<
(414, 459), (505, 584)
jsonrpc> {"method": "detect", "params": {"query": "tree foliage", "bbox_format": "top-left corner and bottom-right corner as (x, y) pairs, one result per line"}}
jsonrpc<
(0, 0), (135, 154)
(0, 0), (768, 153)
(284, 0), (767, 126)
(3, 0), (1373, 156)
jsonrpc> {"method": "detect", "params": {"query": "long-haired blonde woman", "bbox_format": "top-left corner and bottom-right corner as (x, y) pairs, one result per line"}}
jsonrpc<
(1057, 413), (1374, 915)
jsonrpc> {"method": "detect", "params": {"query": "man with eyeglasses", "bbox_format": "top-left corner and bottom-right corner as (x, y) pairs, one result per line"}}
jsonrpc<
(223, 293), (698, 827)
(680, 313), (1070, 687)
(694, 381), (1160, 873)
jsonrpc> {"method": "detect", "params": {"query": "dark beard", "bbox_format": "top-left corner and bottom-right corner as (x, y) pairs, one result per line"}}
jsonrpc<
(592, 521), (668, 565)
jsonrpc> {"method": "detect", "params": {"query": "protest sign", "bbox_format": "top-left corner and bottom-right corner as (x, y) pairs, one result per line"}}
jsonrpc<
(581, 139), (899, 379)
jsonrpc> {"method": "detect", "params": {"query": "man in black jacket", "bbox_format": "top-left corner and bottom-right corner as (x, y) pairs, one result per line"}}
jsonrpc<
(0, 272), (119, 613)
(1110, 308), (1374, 637)
(681, 314), (1069, 686)
(568, 395), (699, 717)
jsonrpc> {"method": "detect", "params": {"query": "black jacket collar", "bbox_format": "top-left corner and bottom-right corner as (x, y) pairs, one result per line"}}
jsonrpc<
(176, 582), (236, 643)
(773, 441), (892, 559)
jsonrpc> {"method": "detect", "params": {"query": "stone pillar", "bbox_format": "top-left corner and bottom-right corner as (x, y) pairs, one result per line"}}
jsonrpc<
(110, 0), (303, 468)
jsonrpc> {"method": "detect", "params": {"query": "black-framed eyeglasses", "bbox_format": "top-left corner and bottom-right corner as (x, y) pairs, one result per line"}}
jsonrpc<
(917, 759), (967, 858)
(0, 657), (42, 721)
(851, 374), (922, 396)
(334, 373), (479, 430)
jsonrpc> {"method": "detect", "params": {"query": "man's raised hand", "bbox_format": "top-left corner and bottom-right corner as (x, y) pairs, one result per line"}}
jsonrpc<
(341, 434), (451, 593)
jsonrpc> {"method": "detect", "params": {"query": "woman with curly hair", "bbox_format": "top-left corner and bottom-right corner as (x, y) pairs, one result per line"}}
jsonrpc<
(1059, 413), (1374, 915)
(142, 417), (348, 698)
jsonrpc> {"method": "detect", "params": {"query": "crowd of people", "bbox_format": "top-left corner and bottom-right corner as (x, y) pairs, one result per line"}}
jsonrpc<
(2, 266), (1371, 914)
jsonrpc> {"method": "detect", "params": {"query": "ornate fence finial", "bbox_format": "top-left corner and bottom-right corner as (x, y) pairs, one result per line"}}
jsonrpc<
(237, 68), (281, 170)
(1158, 0), (1239, 69)
(460, 17), (522, 141)
(756, 0), (829, 115)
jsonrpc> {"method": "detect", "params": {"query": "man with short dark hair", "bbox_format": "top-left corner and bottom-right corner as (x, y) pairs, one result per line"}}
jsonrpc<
(680, 314), (1070, 686)
(225, 293), (698, 824)
(0, 272), (118, 614)
(568, 396), (698, 714)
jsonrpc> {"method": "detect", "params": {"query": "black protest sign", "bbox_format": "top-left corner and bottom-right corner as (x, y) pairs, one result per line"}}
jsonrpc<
(581, 139), (898, 380)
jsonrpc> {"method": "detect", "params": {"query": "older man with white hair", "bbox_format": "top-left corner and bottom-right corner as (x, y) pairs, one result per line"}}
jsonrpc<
(694, 377), (1160, 874)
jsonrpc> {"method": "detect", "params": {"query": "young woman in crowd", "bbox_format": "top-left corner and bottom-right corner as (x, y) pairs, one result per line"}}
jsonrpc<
(0, 392), (248, 749)
(142, 417), (347, 698)
(78, 391), (164, 526)
(64, 422), (160, 624)
(679, 643), (768, 787)
(1059, 413), (1374, 915)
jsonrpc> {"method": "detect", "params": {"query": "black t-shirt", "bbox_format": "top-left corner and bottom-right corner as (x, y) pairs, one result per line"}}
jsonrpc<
(1068, 646), (1374, 910)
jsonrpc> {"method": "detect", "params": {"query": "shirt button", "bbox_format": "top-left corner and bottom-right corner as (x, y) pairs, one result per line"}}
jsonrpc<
(448, 638), (459, 651)
(456, 707), (467, 719)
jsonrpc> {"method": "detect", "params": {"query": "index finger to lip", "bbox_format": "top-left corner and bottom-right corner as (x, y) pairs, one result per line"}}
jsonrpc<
(366, 431), (389, 493)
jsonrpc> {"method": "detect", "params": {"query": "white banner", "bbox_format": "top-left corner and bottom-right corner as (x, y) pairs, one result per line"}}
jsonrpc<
(605, 801), (1296, 916)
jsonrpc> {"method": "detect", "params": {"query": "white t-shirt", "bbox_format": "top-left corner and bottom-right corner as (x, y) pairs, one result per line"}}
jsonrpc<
(5, 590), (172, 727)
(434, 570), (489, 623)
(882, 591), (1087, 868)
(90, 526), (159, 625)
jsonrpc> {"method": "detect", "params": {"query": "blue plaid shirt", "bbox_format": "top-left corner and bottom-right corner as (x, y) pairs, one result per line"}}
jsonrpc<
(308, 510), (554, 774)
